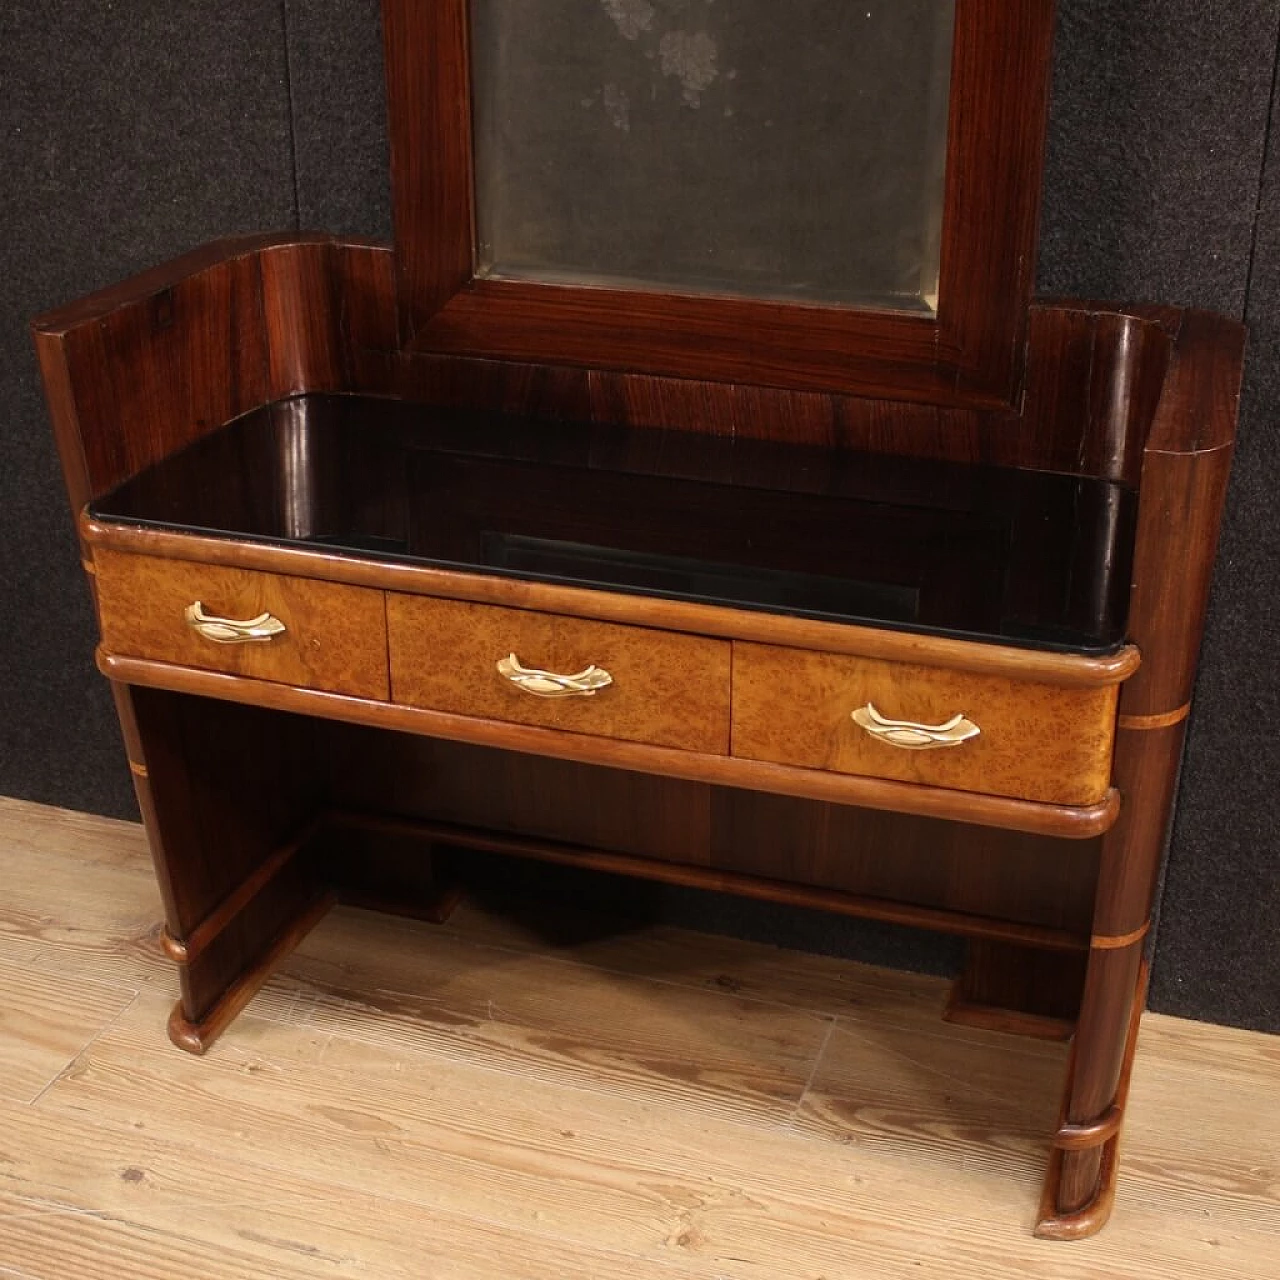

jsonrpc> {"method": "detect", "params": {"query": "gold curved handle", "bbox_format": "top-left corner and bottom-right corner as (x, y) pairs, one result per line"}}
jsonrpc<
(851, 703), (980, 751)
(184, 601), (286, 645)
(497, 653), (613, 699)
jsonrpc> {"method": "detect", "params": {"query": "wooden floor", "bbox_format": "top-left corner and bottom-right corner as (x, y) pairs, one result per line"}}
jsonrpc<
(0, 796), (1275, 1278)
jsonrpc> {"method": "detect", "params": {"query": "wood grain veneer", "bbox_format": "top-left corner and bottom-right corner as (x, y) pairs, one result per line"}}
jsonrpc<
(731, 641), (1119, 805)
(387, 594), (731, 754)
(95, 550), (389, 700)
(98, 652), (1121, 840)
(83, 516), (1141, 689)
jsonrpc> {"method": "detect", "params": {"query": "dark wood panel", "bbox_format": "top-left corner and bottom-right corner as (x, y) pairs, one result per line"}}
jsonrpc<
(381, 0), (473, 336)
(355, 301), (1171, 477)
(31, 234), (393, 514)
(259, 239), (348, 396)
(950, 939), (1088, 1029)
(127, 687), (325, 1023)
(34, 243), (271, 509)
(324, 810), (1090, 953)
(709, 790), (1099, 933)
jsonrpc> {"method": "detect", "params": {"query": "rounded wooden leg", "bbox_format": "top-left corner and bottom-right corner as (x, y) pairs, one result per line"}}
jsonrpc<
(1035, 956), (1148, 1239)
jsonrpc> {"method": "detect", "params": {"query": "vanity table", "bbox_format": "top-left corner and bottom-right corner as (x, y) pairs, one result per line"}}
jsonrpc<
(33, 0), (1243, 1239)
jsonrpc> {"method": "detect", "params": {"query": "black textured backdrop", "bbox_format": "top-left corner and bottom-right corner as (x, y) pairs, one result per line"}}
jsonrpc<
(2, 1), (1277, 1031)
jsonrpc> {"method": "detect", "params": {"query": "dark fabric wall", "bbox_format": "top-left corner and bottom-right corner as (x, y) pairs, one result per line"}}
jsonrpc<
(2, 1), (1276, 1031)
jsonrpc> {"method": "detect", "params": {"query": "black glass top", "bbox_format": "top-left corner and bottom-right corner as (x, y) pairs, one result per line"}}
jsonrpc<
(90, 395), (1137, 654)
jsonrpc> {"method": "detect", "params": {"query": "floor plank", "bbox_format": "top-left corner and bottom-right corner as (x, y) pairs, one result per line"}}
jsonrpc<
(0, 797), (1277, 1279)
(437, 892), (951, 1023)
(0, 1101), (687, 1280)
(272, 905), (834, 1122)
(0, 959), (135, 1105)
(792, 1016), (1069, 1167)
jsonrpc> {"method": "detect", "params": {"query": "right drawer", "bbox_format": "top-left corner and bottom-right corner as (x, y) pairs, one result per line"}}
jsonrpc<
(731, 641), (1119, 806)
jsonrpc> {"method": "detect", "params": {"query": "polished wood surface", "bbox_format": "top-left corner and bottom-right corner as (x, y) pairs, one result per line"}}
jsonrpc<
(99, 653), (1122, 840)
(2, 797), (1277, 1277)
(84, 511), (1142, 687)
(1051, 308), (1247, 1219)
(30, 216), (1244, 1239)
(31, 237), (1178, 487)
(94, 549), (389, 700)
(732, 641), (1119, 805)
(388, 594), (731, 754)
(384, 0), (1058, 407)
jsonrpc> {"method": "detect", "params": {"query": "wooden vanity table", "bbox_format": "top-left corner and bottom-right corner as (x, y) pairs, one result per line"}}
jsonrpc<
(33, 0), (1243, 1239)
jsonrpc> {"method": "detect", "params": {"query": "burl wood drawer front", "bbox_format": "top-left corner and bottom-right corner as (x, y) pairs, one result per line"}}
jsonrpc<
(95, 550), (389, 699)
(731, 643), (1118, 805)
(387, 595), (730, 753)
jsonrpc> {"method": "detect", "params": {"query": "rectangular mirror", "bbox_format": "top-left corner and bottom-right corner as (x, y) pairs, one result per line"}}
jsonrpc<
(471, 0), (956, 313)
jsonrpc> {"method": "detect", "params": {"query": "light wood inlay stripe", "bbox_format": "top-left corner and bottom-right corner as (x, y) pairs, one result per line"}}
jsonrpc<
(1119, 705), (1191, 731)
(1090, 922), (1150, 951)
(80, 558), (96, 575)
(1054, 1104), (1124, 1152)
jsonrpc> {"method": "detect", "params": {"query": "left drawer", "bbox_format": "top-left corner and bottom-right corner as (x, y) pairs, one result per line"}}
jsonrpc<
(94, 550), (389, 699)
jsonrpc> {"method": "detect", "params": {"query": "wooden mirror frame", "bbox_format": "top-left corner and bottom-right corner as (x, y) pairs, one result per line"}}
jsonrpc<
(383, 0), (1056, 408)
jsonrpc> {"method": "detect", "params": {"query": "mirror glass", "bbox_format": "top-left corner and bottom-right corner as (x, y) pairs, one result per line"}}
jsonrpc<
(471, 0), (956, 314)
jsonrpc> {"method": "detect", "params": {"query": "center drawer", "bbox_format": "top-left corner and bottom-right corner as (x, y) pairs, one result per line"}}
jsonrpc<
(387, 594), (731, 753)
(731, 641), (1119, 805)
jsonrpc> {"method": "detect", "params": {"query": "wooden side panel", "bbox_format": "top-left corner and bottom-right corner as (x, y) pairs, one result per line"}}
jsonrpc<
(1122, 445), (1235, 714)
(95, 550), (389, 700)
(731, 641), (1118, 805)
(387, 594), (731, 754)
(127, 688), (325, 1025)
(41, 250), (271, 505)
(1048, 307), (1246, 1226)
(31, 235), (401, 517)
(259, 240), (346, 396)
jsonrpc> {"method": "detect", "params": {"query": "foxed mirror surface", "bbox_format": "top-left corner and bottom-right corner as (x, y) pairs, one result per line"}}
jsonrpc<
(471, 0), (956, 313)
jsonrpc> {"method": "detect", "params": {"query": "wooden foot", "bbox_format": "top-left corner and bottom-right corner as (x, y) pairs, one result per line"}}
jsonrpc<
(943, 982), (1075, 1042)
(944, 939), (1085, 1041)
(1034, 1132), (1122, 1241)
(1033, 959), (1147, 1239)
(339, 881), (467, 926)
(167, 891), (336, 1054)
(319, 814), (465, 925)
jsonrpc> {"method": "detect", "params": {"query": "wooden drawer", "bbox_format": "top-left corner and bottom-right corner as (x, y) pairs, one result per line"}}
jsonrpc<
(94, 550), (389, 699)
(387, 594), (730, 753)
(731, 642), (1118, 805)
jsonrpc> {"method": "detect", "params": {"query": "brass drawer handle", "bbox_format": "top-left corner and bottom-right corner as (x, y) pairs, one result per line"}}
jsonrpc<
(184, 601), (286, 645)
(851, 703), (981, 751)
(497, 653), (613, 699)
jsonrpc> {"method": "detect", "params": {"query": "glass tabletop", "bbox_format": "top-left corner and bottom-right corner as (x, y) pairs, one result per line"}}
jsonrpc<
(90, 394), (1136, 655)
